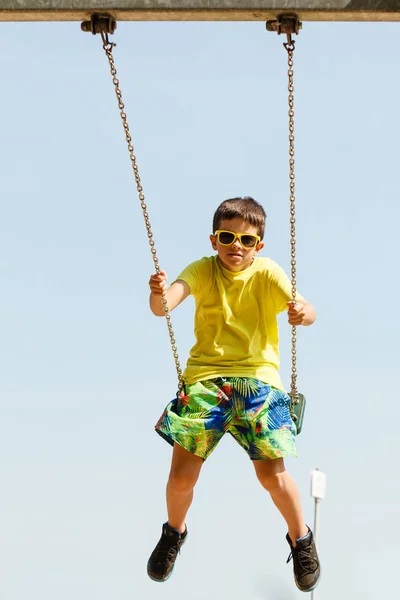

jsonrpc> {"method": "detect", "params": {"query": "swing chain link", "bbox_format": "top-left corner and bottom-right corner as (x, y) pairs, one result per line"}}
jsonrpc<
(266, 16), (301, 420)
(99, 32), (184, 390)
(285, 36), (299, 413)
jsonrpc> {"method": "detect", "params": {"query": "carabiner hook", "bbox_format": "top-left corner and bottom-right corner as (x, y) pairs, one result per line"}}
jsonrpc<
(101, 30), (116, 50)
(283, 33), (295, 53)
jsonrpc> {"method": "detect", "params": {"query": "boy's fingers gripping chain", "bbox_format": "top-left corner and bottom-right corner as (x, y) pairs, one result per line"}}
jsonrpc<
(149, 272), (168, 294)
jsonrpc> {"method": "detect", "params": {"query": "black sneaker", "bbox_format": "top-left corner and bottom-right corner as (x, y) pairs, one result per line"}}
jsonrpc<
(286, 527), (320, 592)
(147, 522), (188, 582)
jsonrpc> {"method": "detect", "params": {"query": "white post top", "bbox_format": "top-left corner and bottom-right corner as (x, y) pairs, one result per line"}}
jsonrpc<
(310, 468), (327, 500)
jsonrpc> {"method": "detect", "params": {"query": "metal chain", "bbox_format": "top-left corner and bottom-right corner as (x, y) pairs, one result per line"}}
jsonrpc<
(95, 24), (298, 404)
(284, 36), (298, 413)
(99, 32), (184, 390)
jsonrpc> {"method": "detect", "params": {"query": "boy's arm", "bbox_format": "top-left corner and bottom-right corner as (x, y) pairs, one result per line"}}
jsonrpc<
(149, 270), (190, 316)
(268, 261), (316, 326)
(287, 301), (316, 326)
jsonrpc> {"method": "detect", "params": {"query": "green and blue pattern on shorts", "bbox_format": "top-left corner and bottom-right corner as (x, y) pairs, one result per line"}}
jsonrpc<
(155, 377), (297, 460)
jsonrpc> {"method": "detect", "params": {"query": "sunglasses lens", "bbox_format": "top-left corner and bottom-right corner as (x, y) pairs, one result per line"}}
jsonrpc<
(241, 235), (258, 248)
(218, 231), (235, 245)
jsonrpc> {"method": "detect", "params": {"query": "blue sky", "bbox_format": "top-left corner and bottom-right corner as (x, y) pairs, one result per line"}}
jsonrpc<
(1, 19), (399, 600)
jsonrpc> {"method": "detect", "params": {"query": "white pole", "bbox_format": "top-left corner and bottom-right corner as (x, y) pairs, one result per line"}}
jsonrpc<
(313, 497), (321, 543)
(311, 498), (320, 600)
(310, 469), (326, 600)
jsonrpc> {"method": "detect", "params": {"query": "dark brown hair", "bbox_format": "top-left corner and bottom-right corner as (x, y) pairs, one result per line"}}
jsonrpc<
(212, 197), (266, 240)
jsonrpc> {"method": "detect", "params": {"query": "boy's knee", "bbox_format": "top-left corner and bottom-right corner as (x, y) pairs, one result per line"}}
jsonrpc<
(256, 469), (287, 492)
(168, 467), (199, 493)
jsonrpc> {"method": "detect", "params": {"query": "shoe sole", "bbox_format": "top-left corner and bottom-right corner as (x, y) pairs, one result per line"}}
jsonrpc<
(147, 535), (187, 583)
(295, 570), (321, 593)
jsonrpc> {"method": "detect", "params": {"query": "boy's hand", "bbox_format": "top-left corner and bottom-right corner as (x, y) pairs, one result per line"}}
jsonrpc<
(287, 301), (307, 326)
(149, 270), (168, 295)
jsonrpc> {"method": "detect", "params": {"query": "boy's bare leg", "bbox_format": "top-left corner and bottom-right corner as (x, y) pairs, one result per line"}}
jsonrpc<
(253, 458), (308, 545)
(166, 443), (203, 533)
(147, 443), (202, 582)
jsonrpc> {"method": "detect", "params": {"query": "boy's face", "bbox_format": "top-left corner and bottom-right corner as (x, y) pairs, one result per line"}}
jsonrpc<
(210, 218), (264, 272)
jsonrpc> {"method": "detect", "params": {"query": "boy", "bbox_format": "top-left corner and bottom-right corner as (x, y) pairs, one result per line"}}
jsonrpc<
(147, 197), (320, 592)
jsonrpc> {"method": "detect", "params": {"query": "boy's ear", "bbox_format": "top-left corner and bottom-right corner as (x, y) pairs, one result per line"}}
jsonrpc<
(255, 241), (264, 253)
(210, 234), (218, 250)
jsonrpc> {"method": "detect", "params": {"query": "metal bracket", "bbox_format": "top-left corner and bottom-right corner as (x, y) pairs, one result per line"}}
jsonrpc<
(266, 14), (302, 36)
(81, 14), (117, 35)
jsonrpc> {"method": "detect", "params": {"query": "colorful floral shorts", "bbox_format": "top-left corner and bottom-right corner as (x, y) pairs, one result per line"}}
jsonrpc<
(155, 377), (297, 460)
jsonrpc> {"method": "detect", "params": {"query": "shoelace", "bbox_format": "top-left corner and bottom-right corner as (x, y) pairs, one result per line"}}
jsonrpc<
(154, 536), (180, 563)
(286, 546), (318, 573)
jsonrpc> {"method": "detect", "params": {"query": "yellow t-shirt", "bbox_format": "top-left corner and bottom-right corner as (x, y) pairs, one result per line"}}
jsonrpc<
(176, 255), (304, 391)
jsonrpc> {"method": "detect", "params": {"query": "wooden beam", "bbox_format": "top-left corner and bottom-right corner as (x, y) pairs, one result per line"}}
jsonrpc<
(1, 1), (400, 22)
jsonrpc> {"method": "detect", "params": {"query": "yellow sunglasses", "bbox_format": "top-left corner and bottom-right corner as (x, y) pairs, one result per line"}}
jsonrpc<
(214, 230), (261, 249)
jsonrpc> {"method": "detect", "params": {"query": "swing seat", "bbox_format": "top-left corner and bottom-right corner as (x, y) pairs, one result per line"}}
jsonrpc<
(290, 392), (306, 435)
